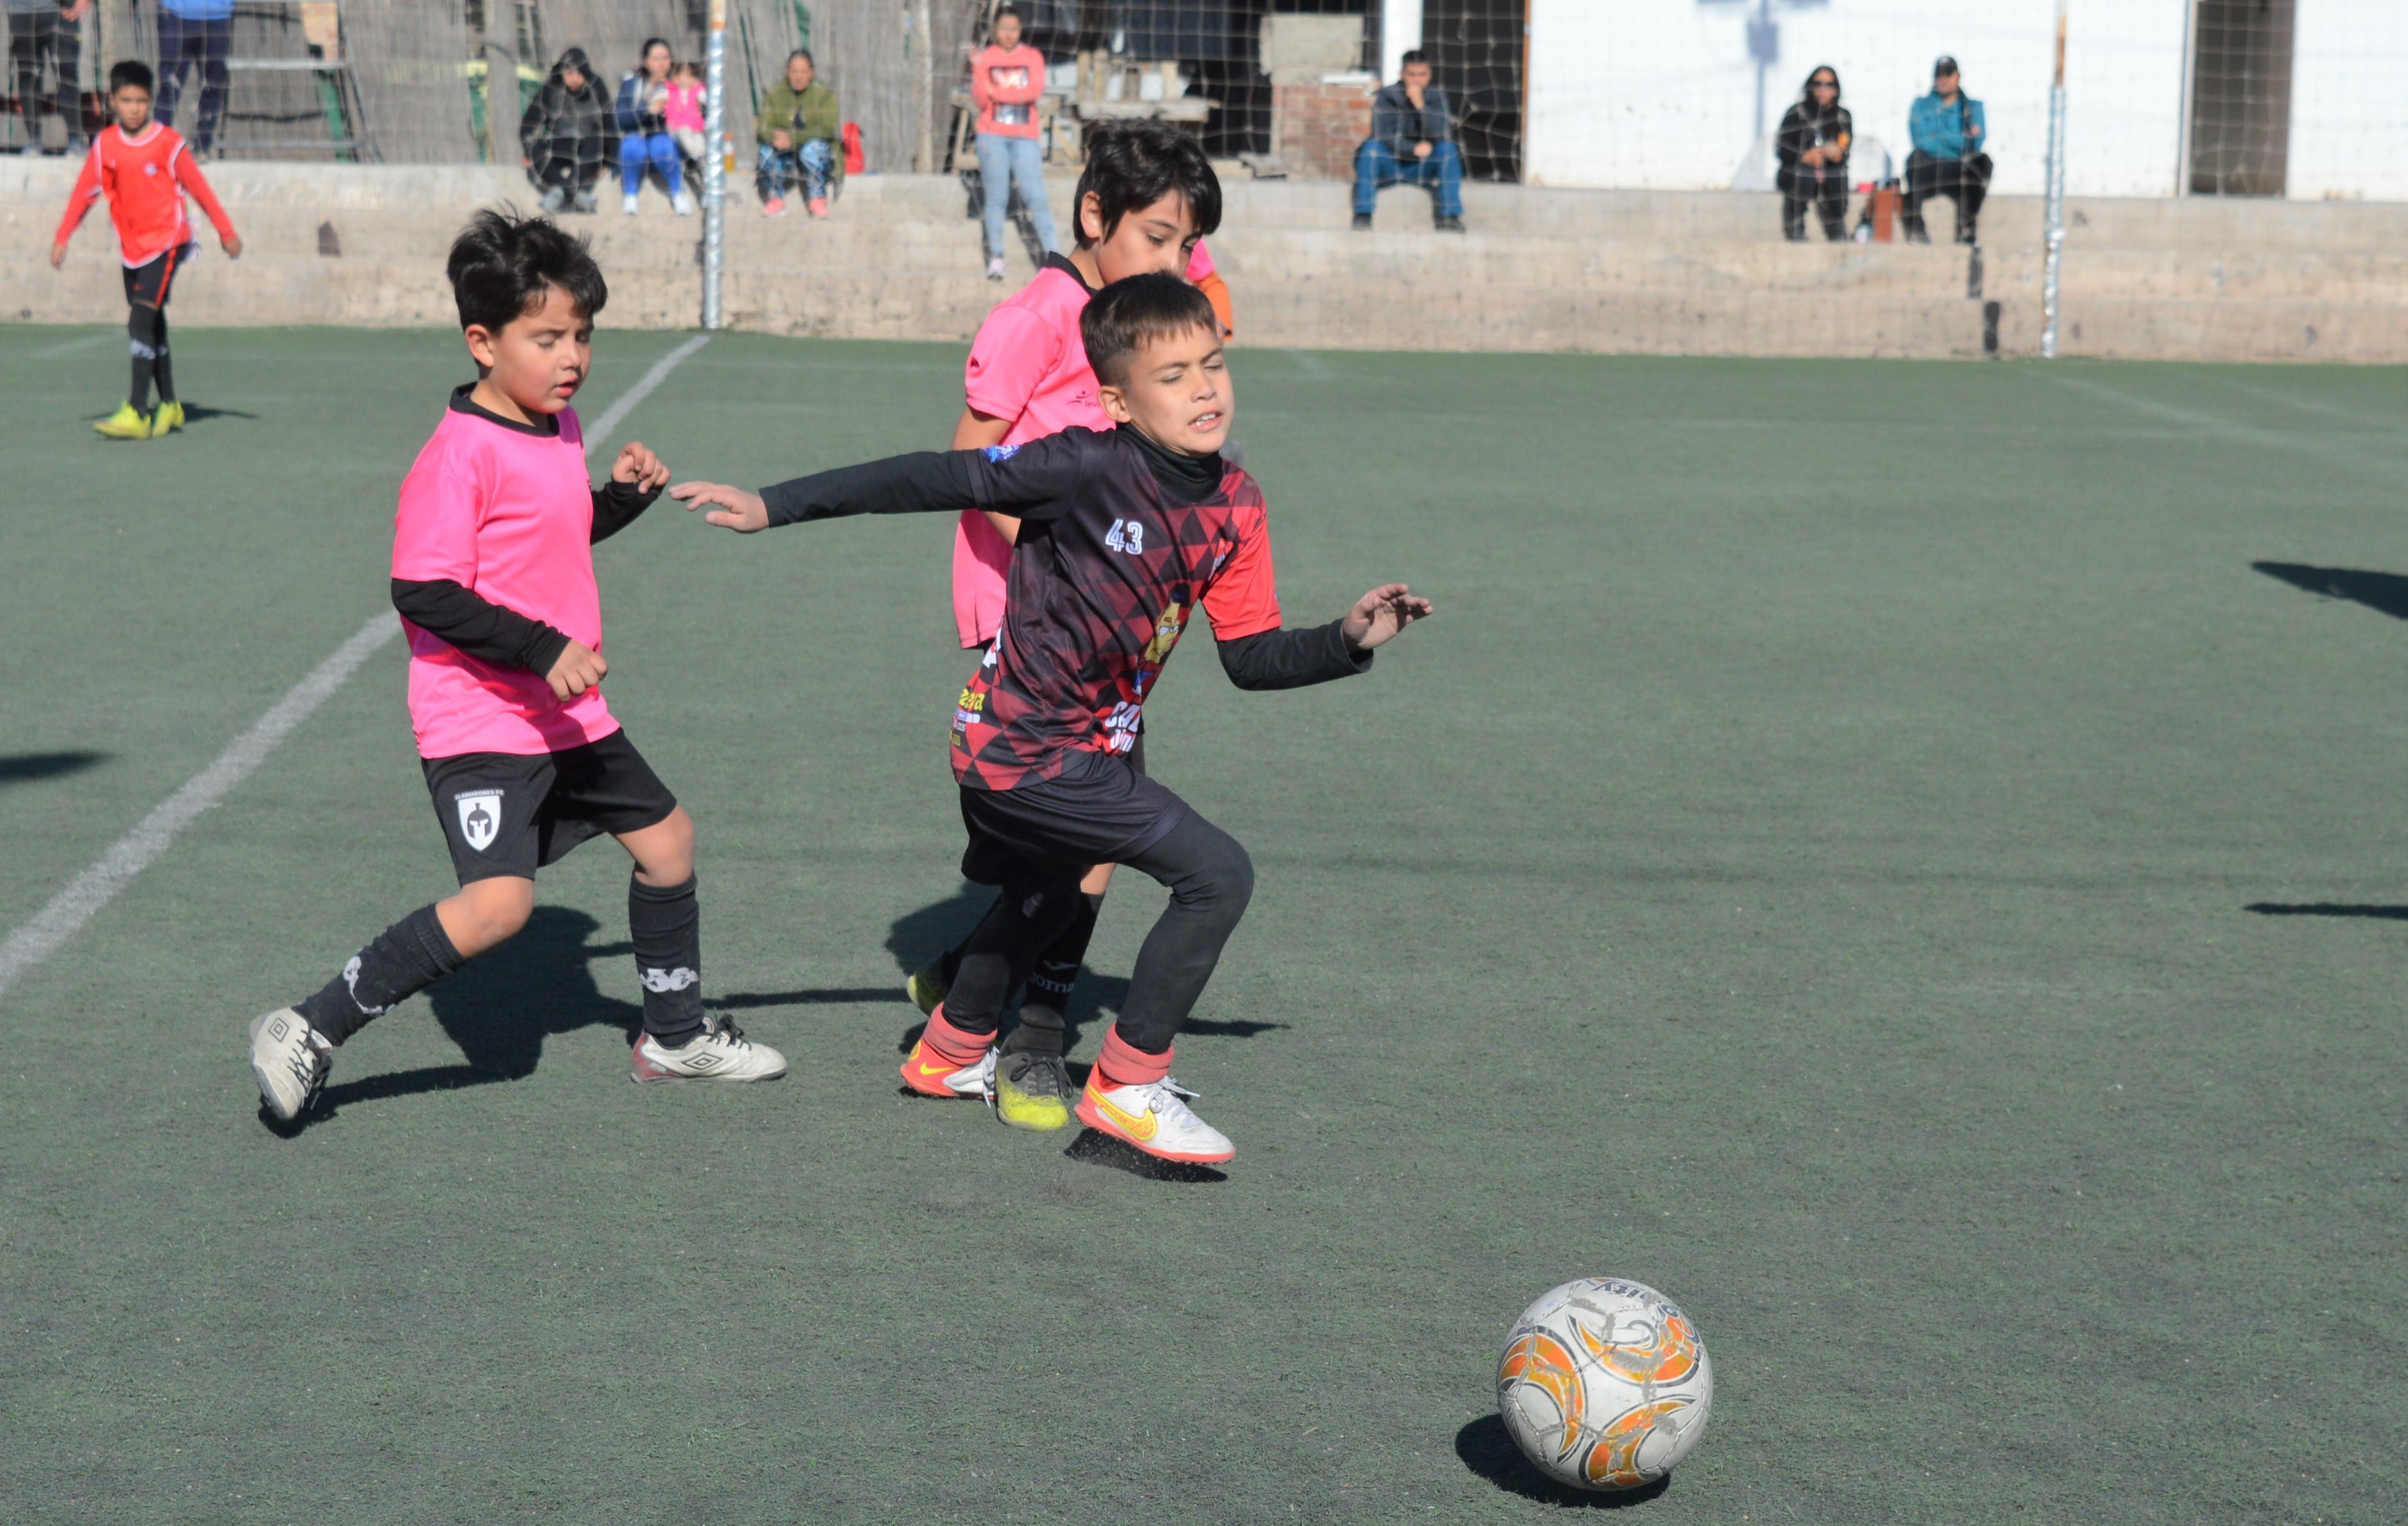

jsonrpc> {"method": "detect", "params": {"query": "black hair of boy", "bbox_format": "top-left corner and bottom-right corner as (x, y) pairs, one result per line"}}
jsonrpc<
(1072, 118), (1222, 250)
(1081, 271), (1219, 388)
(445, 207), (609, 334)
(109, 59), (154, 95)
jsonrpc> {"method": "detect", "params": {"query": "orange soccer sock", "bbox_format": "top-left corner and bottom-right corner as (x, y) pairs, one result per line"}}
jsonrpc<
(1094, 1025), (1173, 1089)
(920, 1003), (999, 1068)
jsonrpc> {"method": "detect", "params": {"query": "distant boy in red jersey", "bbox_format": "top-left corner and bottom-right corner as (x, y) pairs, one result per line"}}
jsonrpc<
(911, 119), (1223, 1131)
(675, 274), (1431, 1165)
(49, 61), (241, 441)
(245, 210), (786, 1127)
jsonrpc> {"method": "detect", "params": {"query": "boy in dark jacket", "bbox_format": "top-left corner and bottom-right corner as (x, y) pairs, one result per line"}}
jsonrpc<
(1352, 50), (1463, 232)
(520, 47), (614, 214)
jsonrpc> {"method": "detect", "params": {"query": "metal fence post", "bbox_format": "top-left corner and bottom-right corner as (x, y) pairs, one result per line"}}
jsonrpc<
(2041, 1), (2067, 360)
(703, 0), (728, 330)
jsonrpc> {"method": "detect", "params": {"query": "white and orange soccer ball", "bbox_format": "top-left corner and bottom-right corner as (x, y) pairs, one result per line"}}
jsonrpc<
(1495, 1277), (1714, 1492)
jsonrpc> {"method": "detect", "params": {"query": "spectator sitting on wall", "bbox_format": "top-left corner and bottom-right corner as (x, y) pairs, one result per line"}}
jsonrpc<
(755, 48), (841, 219)
(520, 46), (614, 214)
(968, 5), (1059, 279)
(1904, 55), (1989, 245)
(1353, 51), (1464, 234)
(1776, 65), (1850, 243)
(664, 59), (707, 166)
(153, 0), (228, 156)
(10, 0), (89, 155)
(615, 37), (694, 216)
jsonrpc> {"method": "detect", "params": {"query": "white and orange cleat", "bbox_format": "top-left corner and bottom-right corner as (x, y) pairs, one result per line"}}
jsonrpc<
(1076, 1073), (1234, 1164)
(900, 1008), (995, 1100)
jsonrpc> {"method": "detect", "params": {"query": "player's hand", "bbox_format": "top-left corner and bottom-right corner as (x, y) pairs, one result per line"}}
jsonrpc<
(671, 480), (770, 533)
(221, 232), (243, 259)
(612, 440), (669, 491)
(1341, 583), (1433, 652)
(49, 241), (67, 269)
(546, 639), (608, 700)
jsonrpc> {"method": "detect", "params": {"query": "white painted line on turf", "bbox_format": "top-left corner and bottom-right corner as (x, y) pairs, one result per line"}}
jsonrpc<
(1286, 348), (1334, 380)
(0, 333), (712, 1003)
(31, 331), (116, 360)
(2050, 372), (2403, 471)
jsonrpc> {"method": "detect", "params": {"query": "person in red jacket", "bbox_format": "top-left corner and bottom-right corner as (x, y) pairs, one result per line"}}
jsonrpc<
(49, 60), (242, 440)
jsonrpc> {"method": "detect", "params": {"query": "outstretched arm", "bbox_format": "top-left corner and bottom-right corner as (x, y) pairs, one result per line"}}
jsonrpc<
(672, 431), (1095, 533)
(1215, 585), (1433, 691)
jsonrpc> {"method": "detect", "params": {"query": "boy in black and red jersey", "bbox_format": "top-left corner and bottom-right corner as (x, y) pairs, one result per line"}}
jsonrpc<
(674, 275), (1430, 1164)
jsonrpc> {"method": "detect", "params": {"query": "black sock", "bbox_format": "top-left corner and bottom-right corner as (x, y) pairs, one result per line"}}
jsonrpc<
(298, 905), (466, 1045)
(126, 306), (156, 411)
(946, 877), (1084, 1036)
(629, 874), (707, 1046)
(1005, 891), (1101, 1055)
(151, 313), (173, 404)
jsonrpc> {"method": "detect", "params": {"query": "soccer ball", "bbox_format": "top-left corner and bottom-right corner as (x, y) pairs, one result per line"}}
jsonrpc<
(1495, 1277), (1713, 1491)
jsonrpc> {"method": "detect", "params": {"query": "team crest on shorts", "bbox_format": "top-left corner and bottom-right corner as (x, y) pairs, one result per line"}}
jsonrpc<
(455, 789), (503, 852)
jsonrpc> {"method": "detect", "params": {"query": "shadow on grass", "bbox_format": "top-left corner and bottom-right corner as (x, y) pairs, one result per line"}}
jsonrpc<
(1063, 1127), (1227, 1184)
(2253, 562), (2408, 620)
(261, 906), (638, 1136)
(0, 750), (107, 786)
(177, 405), (259, 424)
(2245, 901), (2408, 921)
(1453, 1415), (1673, 1509)
(716, 985), (899, 1009)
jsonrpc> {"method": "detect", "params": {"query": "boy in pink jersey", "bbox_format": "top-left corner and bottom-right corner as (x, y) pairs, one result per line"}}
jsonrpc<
(247, 211), (784, 1125)
(908, 119), (1221, 1129)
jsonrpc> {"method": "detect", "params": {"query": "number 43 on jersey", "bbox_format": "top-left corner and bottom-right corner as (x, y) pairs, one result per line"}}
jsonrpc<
(1105, 518), (1146, 555)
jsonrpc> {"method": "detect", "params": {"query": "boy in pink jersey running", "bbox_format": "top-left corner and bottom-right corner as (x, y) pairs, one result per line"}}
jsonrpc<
(247, 211), (784, 1126)
(906, 119), (1223, 1131)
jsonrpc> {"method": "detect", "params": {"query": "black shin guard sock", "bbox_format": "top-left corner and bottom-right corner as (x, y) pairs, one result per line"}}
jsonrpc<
(947, 878), (1084, 1037)
(298, 905), (467, 1045)
(151, 313), (173, 404)
(126, 308), (156, 411)
(629, 874), (706, 1046)
(1006, 891), (1102, 1054)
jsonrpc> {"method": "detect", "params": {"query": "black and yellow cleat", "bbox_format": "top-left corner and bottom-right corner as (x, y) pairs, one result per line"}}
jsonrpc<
(93, 401), (152, 440)
(994, 1050), (1073, 1132)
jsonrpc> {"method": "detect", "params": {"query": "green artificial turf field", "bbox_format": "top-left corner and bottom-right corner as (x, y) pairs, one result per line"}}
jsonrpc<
(1, 324), (2402, 1523)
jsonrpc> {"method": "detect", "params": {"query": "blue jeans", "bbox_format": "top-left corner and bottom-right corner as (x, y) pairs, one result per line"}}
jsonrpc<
(975, 131), (1059, 259)
(619, 131), (684, 197)
(1354, 139), (1463, 220)
(155, 14), (230, 151)
(755, 138), (832, 202)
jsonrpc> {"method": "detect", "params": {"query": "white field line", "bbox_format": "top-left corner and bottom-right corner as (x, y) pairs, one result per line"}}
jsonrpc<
(31, 331), (117, 360)
(0, 333), (710, 1002)
(2049, 372), (2405, 473)
(1286, 348), (1335, 380)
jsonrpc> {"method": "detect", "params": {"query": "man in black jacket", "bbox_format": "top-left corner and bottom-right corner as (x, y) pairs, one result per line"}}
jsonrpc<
(1352, 51), (1465, 232)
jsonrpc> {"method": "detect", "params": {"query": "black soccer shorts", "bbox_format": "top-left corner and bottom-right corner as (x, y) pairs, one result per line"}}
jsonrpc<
(123, 241), (198, 309)
(956, 741), (1183, 886)
(422, 728), (678, 885)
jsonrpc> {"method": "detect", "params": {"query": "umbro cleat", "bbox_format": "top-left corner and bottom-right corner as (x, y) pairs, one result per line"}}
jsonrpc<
(630, 1014), (788, 1083)
(151, 400), (185, 434)
(994, 1050), (1072, 1132)
(900, 1035), (993, 1100)
(905, 957), (950, 1018)
(248, 1007), (332, 1122)
(1076, 1073), (1234, 1164)
(94, 401), (152, 440)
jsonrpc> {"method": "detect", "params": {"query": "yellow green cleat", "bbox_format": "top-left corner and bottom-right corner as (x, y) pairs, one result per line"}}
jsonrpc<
(906, 958), (949, 1018)
(151, 400), (185, 434)
(993, 1050), (1073, 1132)
(93, 402), (152, 440)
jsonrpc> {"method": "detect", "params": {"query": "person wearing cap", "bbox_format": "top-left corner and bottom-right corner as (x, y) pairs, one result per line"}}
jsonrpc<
(1904, 55), (1989, 245)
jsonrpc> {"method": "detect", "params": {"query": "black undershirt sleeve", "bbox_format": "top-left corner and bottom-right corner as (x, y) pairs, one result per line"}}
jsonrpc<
(390, 578), (573, 675)
(1215, 619), (1372, 691)
(759, 429), (1099, 527)
(589, 476), (662, 544)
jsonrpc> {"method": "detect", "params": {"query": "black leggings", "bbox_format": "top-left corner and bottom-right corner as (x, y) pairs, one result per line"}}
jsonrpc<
(942, 811), (1255, 1055)
(1777, 166), (1847, 241)
(9, 8), (79, 149)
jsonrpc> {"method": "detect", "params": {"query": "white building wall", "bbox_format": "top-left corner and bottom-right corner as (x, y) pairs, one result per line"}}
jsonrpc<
(1524, 0), (2194, 198)
(2288, 1), (2408, 200)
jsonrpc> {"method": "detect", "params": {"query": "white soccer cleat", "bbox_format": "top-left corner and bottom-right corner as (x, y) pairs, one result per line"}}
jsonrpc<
(1075, 1074), (1234, 1163)
(672, 188), (697, 216)
(248, 1007), (332, 1122)
(622, 192), (641, 216)
(630, 1014), (787, 1083)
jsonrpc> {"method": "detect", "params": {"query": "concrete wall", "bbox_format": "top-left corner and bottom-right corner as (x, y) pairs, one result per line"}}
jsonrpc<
(1523, 0), (2408, 202)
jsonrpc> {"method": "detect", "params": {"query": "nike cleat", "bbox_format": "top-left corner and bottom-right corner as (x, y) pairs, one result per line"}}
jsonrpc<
(900, 1034), (993, 1100)
(248, 1007), (331, 1122)
(630, 1014), (788, 1083)
(151, 400), (185, 433)
(905, 957), (950, 1018)
(1076, 1073), (1234, 1164)
(94, 401), (152, 439)
(994, 1050), (1073, 1131)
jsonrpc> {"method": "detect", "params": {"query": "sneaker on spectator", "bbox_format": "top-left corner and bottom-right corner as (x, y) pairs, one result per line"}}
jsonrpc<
(623, 193), (641, 216)
(539, 186), (568, 212)
(985, 255), (1008, 281)
(807, 196), (829, 218)
(1435, 215), (1466, 233)
(672, 188), (697, 216)
(762, 196), (787, 217)
(572, 189), (598, 214)
(1351, 212), (1373, 231)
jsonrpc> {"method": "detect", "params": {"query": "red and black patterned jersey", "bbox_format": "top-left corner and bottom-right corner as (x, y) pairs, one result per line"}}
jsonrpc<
(949, 428), (1282, 788)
